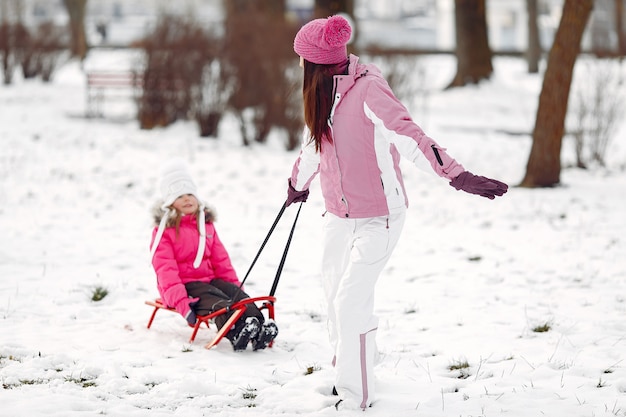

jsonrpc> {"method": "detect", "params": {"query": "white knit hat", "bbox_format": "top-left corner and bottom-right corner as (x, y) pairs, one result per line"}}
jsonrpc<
(150, 158), (206, 268)
(159, 159), (202, 209)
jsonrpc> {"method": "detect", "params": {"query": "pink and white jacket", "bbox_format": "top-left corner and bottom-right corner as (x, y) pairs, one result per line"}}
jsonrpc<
(290, 54), (465, 219)
(150, 208), (239, 318)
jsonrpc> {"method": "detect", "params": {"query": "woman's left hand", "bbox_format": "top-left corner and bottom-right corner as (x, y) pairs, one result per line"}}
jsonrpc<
(450, 171), (508, 199)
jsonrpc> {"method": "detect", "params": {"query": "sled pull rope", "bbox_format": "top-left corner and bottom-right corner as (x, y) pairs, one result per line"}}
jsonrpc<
(232, 202), (302, 301)
(270, 202), (302, 297)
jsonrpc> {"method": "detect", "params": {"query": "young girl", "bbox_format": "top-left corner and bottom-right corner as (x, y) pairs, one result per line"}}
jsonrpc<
(285, 15), (507, 410)
(150, 159), (277, 351)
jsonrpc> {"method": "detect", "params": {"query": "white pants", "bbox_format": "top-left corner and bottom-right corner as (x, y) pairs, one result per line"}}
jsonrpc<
(322, 210), (406, 409)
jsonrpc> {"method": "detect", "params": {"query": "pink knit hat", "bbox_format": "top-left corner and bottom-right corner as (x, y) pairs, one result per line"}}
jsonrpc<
(293, 15), (352, 65)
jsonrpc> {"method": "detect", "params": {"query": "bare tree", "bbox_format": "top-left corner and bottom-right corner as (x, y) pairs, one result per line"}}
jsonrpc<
(62, 0), (87, 60)
(448, 0), (493, 88)
(527, 0), (541, 73)
(520, 0), (593, 188)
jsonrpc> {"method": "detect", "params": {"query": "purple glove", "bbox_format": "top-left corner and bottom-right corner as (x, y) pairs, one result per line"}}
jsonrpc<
(450, 171), (508, 199)
(286, 179), (309, 207)
(185, 309), (197, 326)
(175, 297), (199, 325)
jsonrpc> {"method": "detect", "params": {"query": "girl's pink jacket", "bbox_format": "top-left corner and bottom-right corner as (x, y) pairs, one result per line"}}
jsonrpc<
(150, 214), (239, 318)
(290, 54), (465, 219)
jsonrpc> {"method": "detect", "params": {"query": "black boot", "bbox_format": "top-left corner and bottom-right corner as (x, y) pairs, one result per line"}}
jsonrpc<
(230, 317), (260, 351)
(252, 320), (278, 351)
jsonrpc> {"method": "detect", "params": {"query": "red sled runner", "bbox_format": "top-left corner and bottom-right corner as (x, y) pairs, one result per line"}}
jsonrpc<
(145, 202), (302, 349)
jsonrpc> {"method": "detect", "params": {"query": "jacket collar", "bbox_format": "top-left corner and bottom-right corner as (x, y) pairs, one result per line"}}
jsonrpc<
(333, 54), (373, 95)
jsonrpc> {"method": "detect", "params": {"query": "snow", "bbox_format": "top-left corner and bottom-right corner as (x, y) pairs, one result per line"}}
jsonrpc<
(1, 50), (625, 417)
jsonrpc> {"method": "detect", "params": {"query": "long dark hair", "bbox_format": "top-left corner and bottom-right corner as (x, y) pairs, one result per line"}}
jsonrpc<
(302, 58), (349, 152)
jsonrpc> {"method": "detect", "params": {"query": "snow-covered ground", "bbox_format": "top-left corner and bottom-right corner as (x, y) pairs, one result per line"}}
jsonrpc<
(0, 51), (625, 417)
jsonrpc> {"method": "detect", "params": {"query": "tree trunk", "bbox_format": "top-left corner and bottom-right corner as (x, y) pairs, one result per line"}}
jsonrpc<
(448, 0), (493, 88)
(519, 0), (593, 188)
(62, 0), (88, 60)
(527, 0), (541, 73)
(313, 0), (354, 18)
(616, 0), (626, 56)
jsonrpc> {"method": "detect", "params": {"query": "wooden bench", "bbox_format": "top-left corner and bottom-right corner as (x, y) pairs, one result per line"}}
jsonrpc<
(86, 71), (143, 117)
(145, 296), (276, 349)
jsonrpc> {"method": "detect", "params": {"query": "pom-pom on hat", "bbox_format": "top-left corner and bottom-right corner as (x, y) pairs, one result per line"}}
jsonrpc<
(159, 158), (201, 209)
(294, 15), (352, 65)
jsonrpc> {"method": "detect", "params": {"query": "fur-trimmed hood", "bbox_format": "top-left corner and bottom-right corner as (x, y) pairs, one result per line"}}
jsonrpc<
(150, 200), (216, 269)
(151, 200), (216, 226)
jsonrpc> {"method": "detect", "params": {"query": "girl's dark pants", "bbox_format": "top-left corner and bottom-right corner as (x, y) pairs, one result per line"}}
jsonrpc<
(185, 279), (264, 341)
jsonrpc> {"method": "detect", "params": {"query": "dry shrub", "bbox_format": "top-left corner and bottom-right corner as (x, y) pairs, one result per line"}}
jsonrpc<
(135, 15), (217, 130)
(21, 22), (67, 82)
(0, 22), (21, 84)
(571, 58), (624, 168)
(134, 6), (302, 148)
(0, 21), (66, 84)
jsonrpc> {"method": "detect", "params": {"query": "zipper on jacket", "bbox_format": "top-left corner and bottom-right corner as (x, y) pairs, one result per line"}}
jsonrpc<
(329, 77), (349, 217)
(329, 77), (341, 126)
(431, 144), (444, 166)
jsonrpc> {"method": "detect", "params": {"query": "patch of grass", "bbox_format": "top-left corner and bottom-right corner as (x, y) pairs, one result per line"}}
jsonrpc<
(4, 378), (47, 389)
(449, 359), (470, 371)
(65, 374), (97, 388)
(532, 322), (552, 333)
(20, 378), (46, 385)
(603, 360), (622, 374)
(91, 286), (109, 302)
(304, 364), (321, 375)
(241, 385), (257, 400)
(307, 311), (322, 322)
(240, 385), (257, 407)
(448, 359), (471, 379)
(404, 304), (418, 314)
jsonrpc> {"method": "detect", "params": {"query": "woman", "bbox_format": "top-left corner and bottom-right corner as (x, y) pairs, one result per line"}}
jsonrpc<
(150, 159), (278, 351)
(285, 15), (507, 410)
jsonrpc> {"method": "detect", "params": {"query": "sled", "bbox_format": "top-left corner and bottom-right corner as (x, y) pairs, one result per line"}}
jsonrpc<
(145, 202), (301, 349)
(145, 295), (276, 348)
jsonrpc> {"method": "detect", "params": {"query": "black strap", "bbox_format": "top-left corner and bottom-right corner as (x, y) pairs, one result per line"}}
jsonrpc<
(270, 202), (302, 296)
(231, 202), (302, 303)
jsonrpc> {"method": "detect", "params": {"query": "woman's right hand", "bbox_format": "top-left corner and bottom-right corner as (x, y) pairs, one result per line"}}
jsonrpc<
(286, 178), (309, 207)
